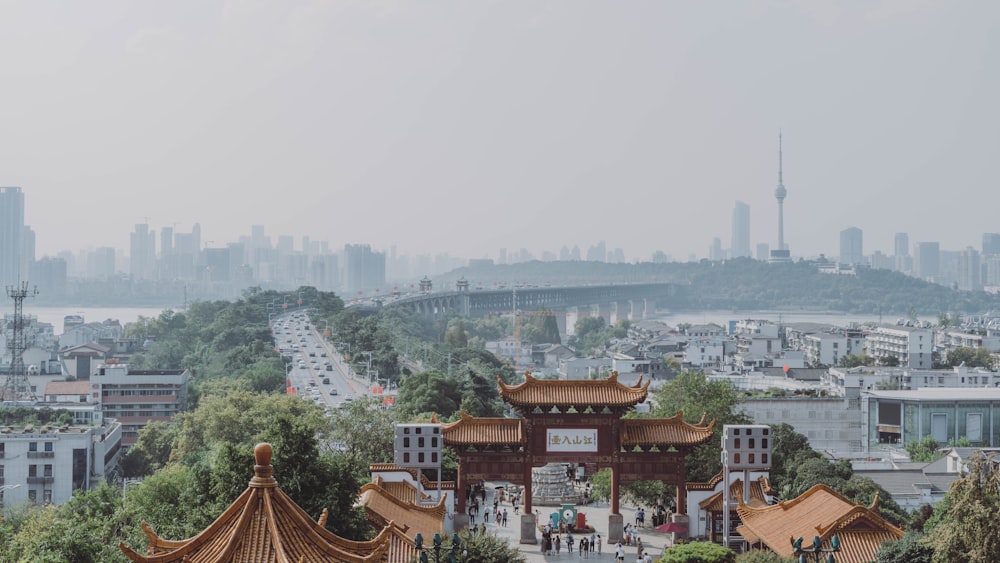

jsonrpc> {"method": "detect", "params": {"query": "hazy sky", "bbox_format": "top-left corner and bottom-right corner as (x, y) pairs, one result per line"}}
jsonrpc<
(2, 1), (997, 263)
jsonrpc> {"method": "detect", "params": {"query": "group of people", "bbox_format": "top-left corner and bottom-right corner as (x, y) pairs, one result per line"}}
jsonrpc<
(540, 527), (603, 558)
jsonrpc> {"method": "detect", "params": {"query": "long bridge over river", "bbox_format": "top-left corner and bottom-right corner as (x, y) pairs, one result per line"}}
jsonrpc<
(356, 281), (676, 335)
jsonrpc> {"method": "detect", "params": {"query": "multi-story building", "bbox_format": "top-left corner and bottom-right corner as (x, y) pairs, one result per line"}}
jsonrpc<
(684, 336), (730, 368)
(0, 419), (122, 507)
(0, 186), (25, 287)
(865, 325), (934, 369)
(913, 242), (941, 283)
(129, 223), (156, 281)
(92, 363), (189, 448)
(342, 244), (386, 293)
(802, 332), (847, 367)
(839, 227), (863, 265)
(862, 388), (1000, 450)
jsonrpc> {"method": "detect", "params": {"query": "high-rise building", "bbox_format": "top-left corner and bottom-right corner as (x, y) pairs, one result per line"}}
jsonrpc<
(957, 247), (982, 292)
(709, 237), (724, 261)
(0, 187), (25, 286)
(839, 227), (864, 265)
(894, 232), (910, 272)
(731, 201), (751, 258)
(769, 133), (791, 262)
(756, 243), (770, 261)
(342, 244), (385, 293)
(914, 242), (941, 282)
(982, 233), (1000, 256)
(129, 224), (156, 280)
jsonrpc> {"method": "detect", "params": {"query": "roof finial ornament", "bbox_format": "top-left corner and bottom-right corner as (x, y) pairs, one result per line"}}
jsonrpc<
(251, 442), (277, 487)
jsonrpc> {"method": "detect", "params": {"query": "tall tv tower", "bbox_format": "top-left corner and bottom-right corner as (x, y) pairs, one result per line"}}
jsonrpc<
(1, 281), (39, 404)
(775, 130), (787, 251)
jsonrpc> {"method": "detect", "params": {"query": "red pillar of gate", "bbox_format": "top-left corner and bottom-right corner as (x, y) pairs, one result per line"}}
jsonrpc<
(523, 454), (533, 514)
(610, 462), (621, 515)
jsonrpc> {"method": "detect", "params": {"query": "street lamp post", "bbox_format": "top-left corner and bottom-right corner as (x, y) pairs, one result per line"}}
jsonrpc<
(792, 535), (840, 563)
(414, 532), (463, 563)
(122, 478), (143, 501)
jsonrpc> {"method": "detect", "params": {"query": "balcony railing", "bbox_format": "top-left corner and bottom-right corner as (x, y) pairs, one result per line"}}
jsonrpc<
(27, 452), (55, 459)
(27, 476), (54, 485)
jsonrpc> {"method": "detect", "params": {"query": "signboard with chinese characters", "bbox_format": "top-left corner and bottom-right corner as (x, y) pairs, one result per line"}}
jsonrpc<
(546, 428), (598, 452)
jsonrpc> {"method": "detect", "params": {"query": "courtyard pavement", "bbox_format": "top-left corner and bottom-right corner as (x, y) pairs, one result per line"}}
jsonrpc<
(465, 487), (672, 563)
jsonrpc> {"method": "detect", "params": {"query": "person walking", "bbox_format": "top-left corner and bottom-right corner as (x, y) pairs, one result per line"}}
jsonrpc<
(590, 532), (596, 552)
(502, 509), (508, 527)
(596, 534), (602, 554)
(566, 533), (574, 555)
(615, 542), (625, 563)
(555, 534), (561, 556)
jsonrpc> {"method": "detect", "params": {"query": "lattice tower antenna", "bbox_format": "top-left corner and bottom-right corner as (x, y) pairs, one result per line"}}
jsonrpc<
(2, 281), (39, 404)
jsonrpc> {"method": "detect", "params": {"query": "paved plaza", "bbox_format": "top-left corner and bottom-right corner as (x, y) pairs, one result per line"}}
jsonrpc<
(465, 488), (672, 563)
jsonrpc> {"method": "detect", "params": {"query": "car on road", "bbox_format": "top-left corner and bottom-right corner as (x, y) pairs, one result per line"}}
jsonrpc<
(329, 388), (338, 395)
(343, 394), (354, 402)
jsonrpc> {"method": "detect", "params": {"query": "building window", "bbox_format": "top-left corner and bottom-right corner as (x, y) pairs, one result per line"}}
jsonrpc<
(43, 464), (52, 477)
(44, 442), (53, 453)
(28, 490), (36, 503)
(43, 490), (52, 504)
(29, 465), (37, 477)
(29, 442), (37, 452)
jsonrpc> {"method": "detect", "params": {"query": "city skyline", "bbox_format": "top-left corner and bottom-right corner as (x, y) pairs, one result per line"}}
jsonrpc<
(1, 2), (999, 264)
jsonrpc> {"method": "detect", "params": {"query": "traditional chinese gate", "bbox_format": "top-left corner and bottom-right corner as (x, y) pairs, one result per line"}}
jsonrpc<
(439, 372), (714, 544)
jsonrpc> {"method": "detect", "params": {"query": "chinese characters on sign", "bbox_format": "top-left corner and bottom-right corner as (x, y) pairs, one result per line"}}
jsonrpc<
(546, 429), (598, 452)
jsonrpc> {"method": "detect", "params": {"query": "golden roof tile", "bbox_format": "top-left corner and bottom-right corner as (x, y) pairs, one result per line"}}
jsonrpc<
(621, 413), (715, 448)
(439, 411), (524, 446)
(735, 484), (904, 563)
(498, 371), (649, 410)
(697, 479), (769, 512)
(357, 481), (446, 542)
(119, 443), (392, 563)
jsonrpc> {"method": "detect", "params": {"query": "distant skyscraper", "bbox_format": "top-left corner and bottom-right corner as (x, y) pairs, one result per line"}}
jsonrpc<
(709, 237), (723, 261)
(0, 187), (25, 286)
(914, 242), (941, 282)
(839, 227), (863, 265)
(982, 233), (1000, 256)
(129, 223), (156, 280)
(731, 201), (751, 258)
(894, 233), (909, 258)
(769, 132), (791, 262)
(756, 243), (770, 261)
(342, 244), (386, 292)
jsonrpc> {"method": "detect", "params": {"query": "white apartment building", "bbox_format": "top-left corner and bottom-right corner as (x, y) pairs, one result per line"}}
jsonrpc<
(865, 325), (933, 369)
(0, 420), (122, 508)
(685, 336), (730, 368)
(802, 333), (847, 367)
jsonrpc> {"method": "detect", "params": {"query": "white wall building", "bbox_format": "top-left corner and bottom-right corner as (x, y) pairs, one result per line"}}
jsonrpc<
(0, 419), (121, 508)
(865, 325), (934, 369)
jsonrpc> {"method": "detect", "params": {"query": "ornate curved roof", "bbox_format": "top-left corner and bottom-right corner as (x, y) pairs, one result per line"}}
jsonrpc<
(735, 484), (903, 563)
(357, 481), (447, 542)
(119, 443), (392, 563)
(498, 371), (649, 411)
(369, 463), (455, 491)
(439, 411), (525, 446)
(621, 412), (715, 448)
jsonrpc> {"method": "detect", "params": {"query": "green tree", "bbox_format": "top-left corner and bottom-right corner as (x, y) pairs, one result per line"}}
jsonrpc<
(875, 531), (933, 563)
(650, 371), (751, 481)
(926, 454), (1000, 562)
(661, 540), (737, 563)
(453, 530), (527, 562)
(329, 395), (398, 468)
(444, 319), (469, 348)
(906, 435), (943, 463)
(396, 369), (463, 418)
(735, 552), (796, 563)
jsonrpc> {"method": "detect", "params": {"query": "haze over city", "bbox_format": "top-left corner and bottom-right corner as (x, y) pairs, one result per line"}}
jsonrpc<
(2, 1), (998, 264)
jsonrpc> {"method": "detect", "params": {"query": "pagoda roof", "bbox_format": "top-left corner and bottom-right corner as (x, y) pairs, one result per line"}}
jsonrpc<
(119, 443), (392, 563)
(620, 412), (715, 448)
(439, 411), (525, 446)
(498, 371), (649, 411)
(736, 484), (903, 563)
(369, 463), (455, 491)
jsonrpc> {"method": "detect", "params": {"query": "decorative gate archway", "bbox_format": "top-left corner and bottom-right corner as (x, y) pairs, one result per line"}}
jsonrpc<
(438, 372), (714, 544)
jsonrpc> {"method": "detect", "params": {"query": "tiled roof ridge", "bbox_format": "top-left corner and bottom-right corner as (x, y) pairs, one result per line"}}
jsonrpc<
(497, 370), (650, 406)
(623, 412), (716, 432)
(359, 482), (448, 519)
(369, 463), (456, 490)
(815, 505), (904, 538)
